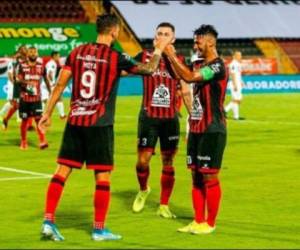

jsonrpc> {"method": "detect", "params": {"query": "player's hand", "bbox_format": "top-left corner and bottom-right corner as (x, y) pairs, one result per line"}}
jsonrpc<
(38, 114), (51, 134)
(154, 36), (173, 51)
(164, 44), (176, 57)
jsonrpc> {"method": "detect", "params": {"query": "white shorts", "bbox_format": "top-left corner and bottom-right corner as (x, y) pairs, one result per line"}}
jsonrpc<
(230, 88), (242, 101)
(6, 82), (13, 100)
(41, 84), (50, 101)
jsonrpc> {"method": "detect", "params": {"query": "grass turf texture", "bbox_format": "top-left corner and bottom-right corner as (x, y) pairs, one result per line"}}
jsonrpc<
(0, 93), (299, 249)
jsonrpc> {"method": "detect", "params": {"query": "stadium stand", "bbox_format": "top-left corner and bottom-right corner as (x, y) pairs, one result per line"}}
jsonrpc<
(0, 0), (87, 23)
(277, 39), (300, 72)
(255, 39), (298, 74)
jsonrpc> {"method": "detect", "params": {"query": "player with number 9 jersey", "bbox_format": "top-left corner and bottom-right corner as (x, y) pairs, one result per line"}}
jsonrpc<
(39, 14), (172, 241)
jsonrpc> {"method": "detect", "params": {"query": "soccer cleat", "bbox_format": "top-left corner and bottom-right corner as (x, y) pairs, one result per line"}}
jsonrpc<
(39, 141), (49, 150)
(41, 220), (65, 241)
(92, 228), (122, 241)
(157, 205), (176, 219)
(177, 221), (216, 234)
(190, 222), (216, 235)
(2, 118), (8, 130)
(233, 117), (245, 121)
(132, 187), (151, 213)
(177, 221), (198, 233)
(20, 140), (28, 150)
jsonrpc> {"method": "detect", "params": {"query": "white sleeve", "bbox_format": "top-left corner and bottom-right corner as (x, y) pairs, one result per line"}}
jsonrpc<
(7, 61), (14, 74)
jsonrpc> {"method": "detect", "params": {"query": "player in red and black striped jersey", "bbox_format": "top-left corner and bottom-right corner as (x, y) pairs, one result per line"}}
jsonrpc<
(132, 22), (192, 219)
(1, 45), (27, 130)
(164, 25), (228, 234)
(38, 14), (173, 241)
(17, 47), (50, 150)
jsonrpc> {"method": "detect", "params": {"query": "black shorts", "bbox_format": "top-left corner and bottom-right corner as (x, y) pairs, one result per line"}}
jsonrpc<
(19, 100), (43, 119)
(13, 84), (21, 100)
(187, 132), (226, 174)
(57, 123), (114, 171)
(137, 113), (179, 154)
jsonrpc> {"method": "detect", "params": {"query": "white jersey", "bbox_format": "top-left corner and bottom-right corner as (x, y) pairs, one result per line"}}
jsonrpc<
(228, 59), (243, 90)
(41, 59), (58, 101)
(6, 59), (14, 100)
(45, 59), (58, 87)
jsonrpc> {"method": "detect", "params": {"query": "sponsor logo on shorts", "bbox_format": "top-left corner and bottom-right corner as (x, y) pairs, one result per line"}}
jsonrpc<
(197, 155), (211, 161)
(168, 136), (179, 141)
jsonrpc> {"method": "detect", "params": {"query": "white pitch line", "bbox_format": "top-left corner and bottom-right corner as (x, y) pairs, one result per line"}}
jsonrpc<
(0, 166), (51, 177)
(234, 119), (300, 126)
(0, 176), (50, 182)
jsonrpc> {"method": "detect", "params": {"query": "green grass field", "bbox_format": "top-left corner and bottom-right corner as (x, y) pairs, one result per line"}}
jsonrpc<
(0, 93), (299, 249)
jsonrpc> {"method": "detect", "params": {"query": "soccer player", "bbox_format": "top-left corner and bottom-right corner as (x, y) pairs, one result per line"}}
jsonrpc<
(41, 51), (66, 119)
(224, 50), (244, 120)
(38, 14), (172, 241)
(1, 45), (27, 130)
(17, 47), (50, 150)
(132, 22), (192, 219)
(163, 24), (228, 234)
(0, 53), (19, 124)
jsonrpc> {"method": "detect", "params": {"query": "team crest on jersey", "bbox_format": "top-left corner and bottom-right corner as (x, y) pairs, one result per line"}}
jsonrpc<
(190, 96), (203, 120)
(151, 83), (170, 108)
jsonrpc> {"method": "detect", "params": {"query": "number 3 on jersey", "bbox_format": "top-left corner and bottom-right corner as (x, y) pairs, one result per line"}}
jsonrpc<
(80, 70), (96, 99)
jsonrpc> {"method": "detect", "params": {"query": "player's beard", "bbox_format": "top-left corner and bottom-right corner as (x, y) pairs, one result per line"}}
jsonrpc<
(28, 56), (37, 63)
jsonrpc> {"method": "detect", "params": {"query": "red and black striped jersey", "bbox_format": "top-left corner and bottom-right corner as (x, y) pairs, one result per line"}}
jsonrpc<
(136, 50), (183, 119)
(18, 61), (44, 103)
(64, 43), (138, 127)
(189, 58), (228, 134)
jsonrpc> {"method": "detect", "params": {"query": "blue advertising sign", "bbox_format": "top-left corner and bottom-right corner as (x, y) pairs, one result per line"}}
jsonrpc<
(0, 75), (299, 99)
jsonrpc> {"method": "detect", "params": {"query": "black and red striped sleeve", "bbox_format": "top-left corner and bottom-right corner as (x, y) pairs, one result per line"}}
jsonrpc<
(117, 52), (138, 73)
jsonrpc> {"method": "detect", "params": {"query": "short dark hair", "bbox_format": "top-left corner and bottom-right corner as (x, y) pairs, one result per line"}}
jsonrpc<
(96, 14), (120, 34)
(156, 22), (175, 32)
(194, 24), (218, 39)
(28, 46), (37, 50)
(51, 51), (59, 57)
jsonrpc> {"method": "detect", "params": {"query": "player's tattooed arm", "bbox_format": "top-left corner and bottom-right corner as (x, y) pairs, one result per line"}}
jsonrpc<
(134, 36), (172, 74)
(135, 51), (162, 74)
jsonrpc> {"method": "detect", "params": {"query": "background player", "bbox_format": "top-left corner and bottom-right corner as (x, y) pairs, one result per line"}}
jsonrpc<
(224, 50), (244, 120)
(164, 24), (228, 234)
(2, 45), (27, 130)
(38, 14), (172, 242)
(41, 51), (66, 119)
(132, 22), (192, 219)
(17, 46), (50, 149)
(0, 52), (21, 125)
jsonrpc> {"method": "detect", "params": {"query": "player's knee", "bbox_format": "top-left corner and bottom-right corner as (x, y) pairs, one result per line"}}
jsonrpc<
(136, 160), (149, 169)
(203, 173), (219, 182)
(94, 170), (110, 182)
(137, 153), (151, 168)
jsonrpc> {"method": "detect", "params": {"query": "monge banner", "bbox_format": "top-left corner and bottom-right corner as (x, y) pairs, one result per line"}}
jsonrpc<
(0, 23), (98, 57)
